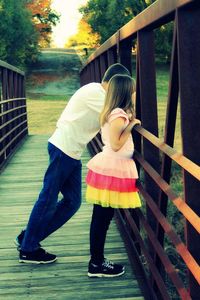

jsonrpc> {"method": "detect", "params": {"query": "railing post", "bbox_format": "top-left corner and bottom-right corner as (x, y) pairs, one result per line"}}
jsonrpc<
(107, 47), (117, 66)
(137, 29), (160, 225)
(177, 5), (200, 298)
(90, 61), (96, 82)
(94, 57), (101, 82)
(118, 37), (133, 75)
(137, 29), (160, 293)
(99, 54), (108, 80)
(154, 20), (179, 280)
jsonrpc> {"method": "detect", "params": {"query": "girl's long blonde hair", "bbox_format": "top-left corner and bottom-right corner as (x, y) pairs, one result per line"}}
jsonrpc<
(100, 74), (136, 126)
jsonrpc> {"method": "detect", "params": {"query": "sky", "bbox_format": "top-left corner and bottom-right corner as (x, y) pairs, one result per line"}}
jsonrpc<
(51, 0), (88, 48)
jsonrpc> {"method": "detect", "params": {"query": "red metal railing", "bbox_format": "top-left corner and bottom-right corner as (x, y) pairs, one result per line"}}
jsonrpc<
(80, 0), (200, 299)
(0, 60), (28, 169)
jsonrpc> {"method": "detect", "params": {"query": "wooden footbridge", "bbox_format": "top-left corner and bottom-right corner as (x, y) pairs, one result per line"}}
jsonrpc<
(0, 1), (200, 299)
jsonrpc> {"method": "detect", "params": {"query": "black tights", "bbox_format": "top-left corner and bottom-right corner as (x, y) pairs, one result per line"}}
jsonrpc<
(90, 204), (114, 264)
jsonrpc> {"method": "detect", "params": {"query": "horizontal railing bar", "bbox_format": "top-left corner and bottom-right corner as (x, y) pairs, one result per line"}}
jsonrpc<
(0, 98), (26, 105)
(136, 209), (191, 299)
(0, 105), (26, 117)
(122, 209), (171, 300)
(135, 151), (200, 233)
(139, 184), (200, 284)
(93, 134), (103, 150)
(0, 127), (27, 157)
(119, 0), (194, 41)
(0, 60), (24, 76)
(0, 112), (27, 130)
(0, 120), (27, 143)
(135, 125), (200, 181)
(82, 0), (196, 67)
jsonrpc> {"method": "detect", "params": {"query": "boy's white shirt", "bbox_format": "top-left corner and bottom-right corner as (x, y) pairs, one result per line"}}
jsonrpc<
(48, 82), (105, 160)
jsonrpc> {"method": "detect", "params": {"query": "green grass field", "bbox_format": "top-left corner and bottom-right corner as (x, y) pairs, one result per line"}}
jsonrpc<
(27, 99), (67, 135)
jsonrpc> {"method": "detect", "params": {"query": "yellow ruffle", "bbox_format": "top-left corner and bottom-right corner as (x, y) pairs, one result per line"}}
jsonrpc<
(86, 185), (142, 209)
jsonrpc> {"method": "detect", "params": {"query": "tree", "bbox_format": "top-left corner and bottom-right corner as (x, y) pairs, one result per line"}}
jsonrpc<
(26, 0), (60, 47)
(80, 0), (173, 63)
(0, 0), (39, 68)
(66, 19), (100, 49)
(79, 0), (150, 43)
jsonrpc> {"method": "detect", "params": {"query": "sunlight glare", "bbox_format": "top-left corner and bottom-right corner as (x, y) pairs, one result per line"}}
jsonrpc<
(51, 0), (88, 48)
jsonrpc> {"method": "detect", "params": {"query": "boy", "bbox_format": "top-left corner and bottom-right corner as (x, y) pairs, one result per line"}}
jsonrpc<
(16, 63), (130, 265)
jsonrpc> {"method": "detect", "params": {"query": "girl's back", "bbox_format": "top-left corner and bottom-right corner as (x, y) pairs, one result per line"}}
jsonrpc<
(101, 108), (134, 159)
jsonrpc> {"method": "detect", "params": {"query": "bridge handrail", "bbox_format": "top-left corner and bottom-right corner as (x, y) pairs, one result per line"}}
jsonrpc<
(0, 61), (27, 169)
(81, 0), (200, 299)
(80, 0), (195, 70)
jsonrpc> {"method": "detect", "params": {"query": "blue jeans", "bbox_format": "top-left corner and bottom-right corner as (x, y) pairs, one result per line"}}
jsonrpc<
(21, 142), (82, 252)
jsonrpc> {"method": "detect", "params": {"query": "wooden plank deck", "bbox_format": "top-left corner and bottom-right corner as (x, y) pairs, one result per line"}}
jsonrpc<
(0, 135), (144, 300)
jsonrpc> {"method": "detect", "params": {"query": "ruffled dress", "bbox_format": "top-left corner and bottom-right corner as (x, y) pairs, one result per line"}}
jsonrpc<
(86, 108), (141, 209)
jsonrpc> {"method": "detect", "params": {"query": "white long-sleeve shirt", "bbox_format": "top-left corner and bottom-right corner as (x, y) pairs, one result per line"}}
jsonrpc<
(48, 82), (105, 160)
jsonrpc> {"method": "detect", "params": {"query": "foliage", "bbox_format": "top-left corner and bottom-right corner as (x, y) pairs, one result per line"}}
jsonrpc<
(80, 0), (173, 63)
(26, 0), (60, 48)
(66, 19), (100, 49)
(154, 23), (174, 62)
(0, 0), (60, 69)
(0, 0), (38, 68)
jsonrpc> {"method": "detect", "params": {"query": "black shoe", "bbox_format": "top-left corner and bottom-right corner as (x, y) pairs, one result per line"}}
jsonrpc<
(14, 230), (41, 250)
(19, 248), (57, 264)
(88, 259), (125, 278)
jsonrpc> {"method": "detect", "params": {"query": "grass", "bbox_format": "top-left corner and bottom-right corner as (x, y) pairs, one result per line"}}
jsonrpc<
(27, 99), (67, 135)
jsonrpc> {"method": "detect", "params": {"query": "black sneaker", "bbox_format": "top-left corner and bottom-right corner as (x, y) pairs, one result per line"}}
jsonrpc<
(19, 248), (57, 264)
(14, 230), (41, 250)
(88, 259), (125, 278)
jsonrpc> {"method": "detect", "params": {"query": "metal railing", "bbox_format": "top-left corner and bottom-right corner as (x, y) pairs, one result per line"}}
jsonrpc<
(0, 60), (28, 169)
(80, 0), (200, 299)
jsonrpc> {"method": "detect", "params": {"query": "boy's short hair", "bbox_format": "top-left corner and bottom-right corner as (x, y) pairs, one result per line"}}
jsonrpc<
(102, 63), (131, 82)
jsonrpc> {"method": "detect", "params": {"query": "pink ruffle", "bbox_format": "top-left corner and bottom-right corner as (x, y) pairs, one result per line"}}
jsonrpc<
(87, 152), (138, 179)
(86, 170), (138, 192)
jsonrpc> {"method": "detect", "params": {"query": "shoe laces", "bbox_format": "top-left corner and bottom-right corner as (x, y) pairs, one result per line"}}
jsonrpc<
(102, 259), (114, 269)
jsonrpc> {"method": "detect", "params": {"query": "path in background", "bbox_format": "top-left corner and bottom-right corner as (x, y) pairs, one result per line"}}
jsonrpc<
(26, 48), (83, 135)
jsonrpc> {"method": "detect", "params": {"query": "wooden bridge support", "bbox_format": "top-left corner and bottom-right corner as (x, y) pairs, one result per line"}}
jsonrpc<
(0, 61), (27, 169)
(177, 6), (200, 298)
(79, 1), (200, 299)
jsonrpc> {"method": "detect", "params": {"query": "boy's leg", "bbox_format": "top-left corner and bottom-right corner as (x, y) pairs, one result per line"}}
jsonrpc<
(39, 159), (82, 240)
(21, 143), (78, 252)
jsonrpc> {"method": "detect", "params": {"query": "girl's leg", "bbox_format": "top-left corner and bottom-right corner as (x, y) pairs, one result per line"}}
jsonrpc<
(90, 204), (114, 264)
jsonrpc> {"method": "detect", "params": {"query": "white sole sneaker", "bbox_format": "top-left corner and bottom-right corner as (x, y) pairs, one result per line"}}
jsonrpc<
(88, 269), (125, 278)
(19, 257), (57, 264)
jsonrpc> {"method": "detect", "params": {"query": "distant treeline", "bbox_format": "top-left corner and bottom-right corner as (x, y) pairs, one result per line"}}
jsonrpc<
(0, 0), (59, 69)
(68, 0), (173, 63)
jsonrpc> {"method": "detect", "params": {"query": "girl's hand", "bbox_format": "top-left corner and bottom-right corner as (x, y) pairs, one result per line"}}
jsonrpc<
(130, 118), (141, 127)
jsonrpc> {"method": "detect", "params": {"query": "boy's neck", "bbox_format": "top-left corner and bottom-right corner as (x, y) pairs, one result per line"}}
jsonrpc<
(101, 82), (108, 91)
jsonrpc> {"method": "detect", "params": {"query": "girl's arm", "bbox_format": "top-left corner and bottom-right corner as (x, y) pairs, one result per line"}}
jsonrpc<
(109, 117), (141, 151)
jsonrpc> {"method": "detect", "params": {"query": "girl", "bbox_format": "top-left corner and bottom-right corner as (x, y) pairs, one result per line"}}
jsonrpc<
(85, 74), (142, 278)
